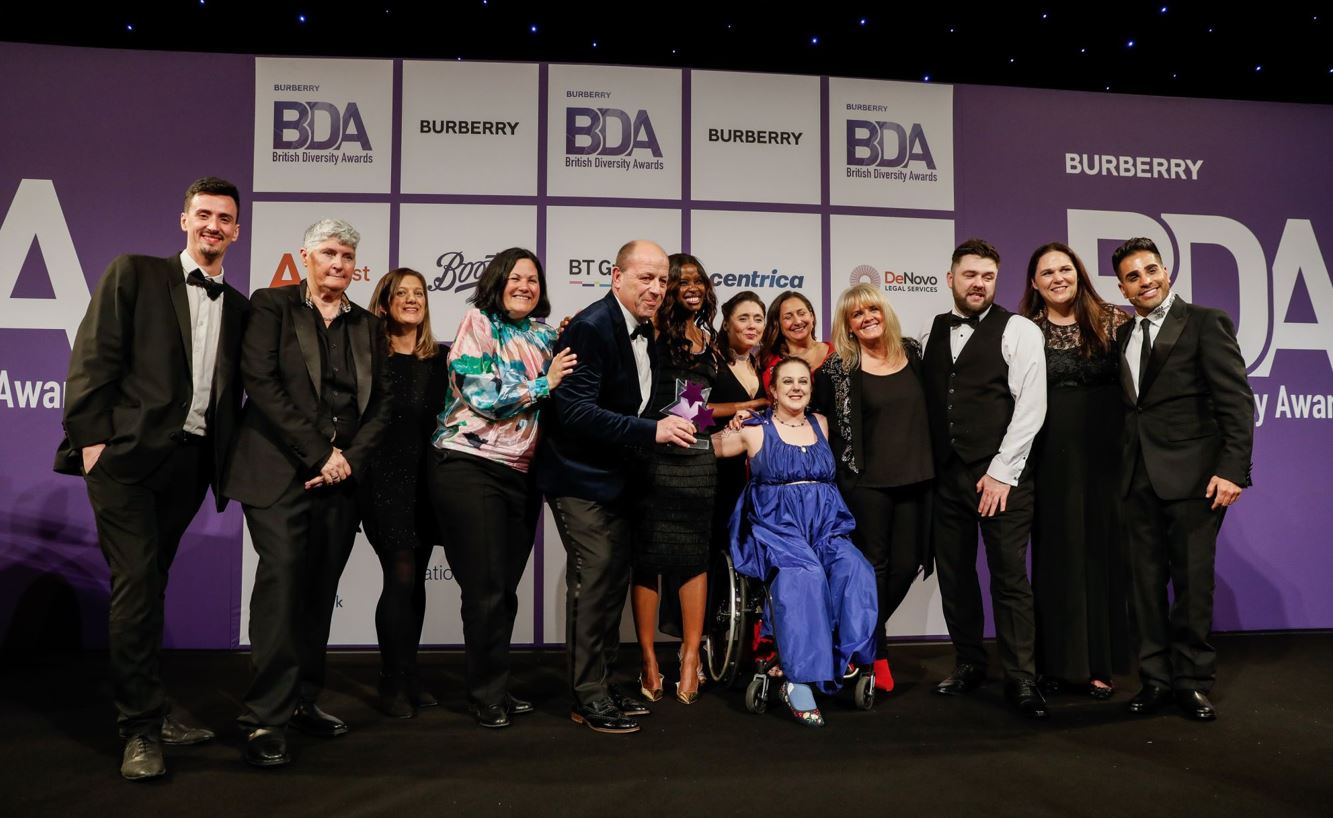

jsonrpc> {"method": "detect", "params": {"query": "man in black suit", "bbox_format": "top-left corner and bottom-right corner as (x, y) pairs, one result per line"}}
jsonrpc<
(921, 238), (1050, 719)
(223, 218), (390, 766)
(1113, 237), (1254, 722)
(537, 239), (697, 734)
(56, 176), (249, 780)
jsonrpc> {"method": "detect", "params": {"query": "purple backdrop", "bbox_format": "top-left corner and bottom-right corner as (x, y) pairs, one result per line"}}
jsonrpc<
(1, 44), (1328, 651)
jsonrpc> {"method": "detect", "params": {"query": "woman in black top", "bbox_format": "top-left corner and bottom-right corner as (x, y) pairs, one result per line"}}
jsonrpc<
(1019, 242), (1131, 699)
(814, 283), (934, 693)
(362, 268), (448, 718)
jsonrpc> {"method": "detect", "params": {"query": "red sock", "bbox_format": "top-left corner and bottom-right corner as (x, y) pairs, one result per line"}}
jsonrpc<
(873, 658), (895, 693)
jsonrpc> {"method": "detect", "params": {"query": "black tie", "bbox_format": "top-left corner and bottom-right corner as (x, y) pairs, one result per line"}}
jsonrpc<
(188, 269), (224, 300)
(947, 313), (979, 329)
(1138, 317), (1153, 396)
(630, 321), (652, 341)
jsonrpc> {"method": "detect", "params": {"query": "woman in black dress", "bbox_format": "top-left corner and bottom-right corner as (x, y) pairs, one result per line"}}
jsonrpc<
(1019, 242), (1132, 699)
(362, 268), (449, 717)
(813, 283), (933, 693)
(709, 291), (771, 554)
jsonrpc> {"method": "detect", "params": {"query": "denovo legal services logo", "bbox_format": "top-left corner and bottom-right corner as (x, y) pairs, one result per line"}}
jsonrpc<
(271, 86), (375, 166)
(427, 251), (495, 295)
(850, 264), (940, 294)
(563, 90), (666, 172)
(843, 104), (939, 184)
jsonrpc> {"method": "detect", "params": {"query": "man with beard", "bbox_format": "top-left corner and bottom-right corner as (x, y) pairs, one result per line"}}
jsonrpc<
(56, 176), (250, 780)
(920, 238), (1049, 718)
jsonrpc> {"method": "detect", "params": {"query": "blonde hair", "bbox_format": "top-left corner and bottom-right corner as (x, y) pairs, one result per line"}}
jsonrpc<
(831, 283), (904, 369)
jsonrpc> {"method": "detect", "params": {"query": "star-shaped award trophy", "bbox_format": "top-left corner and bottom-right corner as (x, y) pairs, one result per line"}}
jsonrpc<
(662, 378), (713, 450)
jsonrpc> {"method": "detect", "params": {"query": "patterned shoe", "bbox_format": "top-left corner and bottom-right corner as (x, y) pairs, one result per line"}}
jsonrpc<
(780, 682), (825, 727)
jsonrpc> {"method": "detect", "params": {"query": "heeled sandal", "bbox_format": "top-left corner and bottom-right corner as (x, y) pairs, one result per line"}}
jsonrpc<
(780, 681), (824, 727)
(676, 654), (702, 704)
(1087, 679), (1115, 700)
(638, 672), (664, 703)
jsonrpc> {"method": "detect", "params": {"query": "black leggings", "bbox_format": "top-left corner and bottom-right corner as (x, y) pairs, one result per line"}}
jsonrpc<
(842, 481), (928, 657)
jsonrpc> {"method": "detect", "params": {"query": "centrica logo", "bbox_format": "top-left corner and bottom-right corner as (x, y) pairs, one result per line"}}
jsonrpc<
(428, 251), (493, 294)
(272, 101), (375, 165)
(564, 107), (666, 171)
(709, 269), (806, 289)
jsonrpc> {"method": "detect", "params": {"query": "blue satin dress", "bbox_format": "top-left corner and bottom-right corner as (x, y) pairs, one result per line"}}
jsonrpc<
(729, 412), (878, 693)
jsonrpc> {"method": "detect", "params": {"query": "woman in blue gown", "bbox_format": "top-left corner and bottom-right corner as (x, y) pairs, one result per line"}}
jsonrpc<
(713, 355), (877, 726)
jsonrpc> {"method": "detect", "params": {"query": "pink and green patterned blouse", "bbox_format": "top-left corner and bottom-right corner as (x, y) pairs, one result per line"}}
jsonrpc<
(432, 308), (558, 472)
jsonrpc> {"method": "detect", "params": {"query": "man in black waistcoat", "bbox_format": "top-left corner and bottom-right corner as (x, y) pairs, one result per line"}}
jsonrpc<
(55, 176), (249, 780)
(1113, 237), (1253, 722)
(223, 218), (390, 766)
(536, 239), (698, 734)
(921, 238), (1049, 718)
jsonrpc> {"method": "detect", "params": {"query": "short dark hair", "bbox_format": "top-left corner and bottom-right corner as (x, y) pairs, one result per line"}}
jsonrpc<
(1111, 237), (1162, 279)
(183, 176), (241, 214)
(951, 238), (1000, 268)
(469, 247), (552, 321)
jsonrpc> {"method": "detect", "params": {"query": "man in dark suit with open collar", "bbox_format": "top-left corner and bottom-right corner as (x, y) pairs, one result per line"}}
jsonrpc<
(223, 218), (390, 766)
(537, 239), (697, 734)
(1113, 237), (1254, 722)
(56, 176), (250, 780)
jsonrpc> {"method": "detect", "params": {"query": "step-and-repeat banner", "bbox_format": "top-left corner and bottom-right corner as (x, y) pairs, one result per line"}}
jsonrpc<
(2, 43), (1329, 648)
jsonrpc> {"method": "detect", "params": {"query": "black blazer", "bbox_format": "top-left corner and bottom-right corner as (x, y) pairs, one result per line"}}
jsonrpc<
(1118, 296), (1254, 500)
(535, 291), (658, 503)
(222, 280), (391, 509)
(55, 253), (249, 511)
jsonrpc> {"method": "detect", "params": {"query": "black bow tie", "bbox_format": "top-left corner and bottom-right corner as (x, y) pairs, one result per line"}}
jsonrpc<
(187, 270), (224, 300)
(630, 321), (653, 341)
(947, 313), (979, 329)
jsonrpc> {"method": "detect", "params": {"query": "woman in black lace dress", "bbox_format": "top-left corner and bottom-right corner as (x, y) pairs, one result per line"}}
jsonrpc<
(1020, 242), (1132, 699)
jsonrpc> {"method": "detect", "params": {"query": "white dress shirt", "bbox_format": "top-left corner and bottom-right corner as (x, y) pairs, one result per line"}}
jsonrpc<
(920, 305), (1048, 486)
(1125, 291), (1178, 400)
(179, 249), (225, 436)
(617, 297), (652, 416)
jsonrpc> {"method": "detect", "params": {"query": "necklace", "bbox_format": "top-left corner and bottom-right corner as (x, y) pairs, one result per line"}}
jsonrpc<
(774, 415), (806, 427)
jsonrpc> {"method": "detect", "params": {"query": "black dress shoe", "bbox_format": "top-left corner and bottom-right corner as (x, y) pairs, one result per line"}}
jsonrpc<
(506, 693), (534, 715)
(160, 713), (215, 745)
(290, 702), (349, 737)
(243, 728), (290, 768)
(609, 688), (651, 717)
(570, 698), (640, 734)
(934, 663), (987, 695)
(1175, 689), (1217, 721)
(472, 703), (511, 729)
(1006, 680), (1050, 720)
(1127, 685), (1173, 715)
(1087, 680), (1116, 701)
(121, 735), (165, 781)
(1036, 676), (1064, 696)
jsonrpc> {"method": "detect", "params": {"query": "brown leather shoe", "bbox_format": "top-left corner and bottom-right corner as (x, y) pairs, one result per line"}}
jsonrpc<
(120, 735), (165, 781)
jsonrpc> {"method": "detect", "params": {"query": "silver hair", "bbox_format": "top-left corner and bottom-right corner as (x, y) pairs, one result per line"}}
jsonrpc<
(302, 218), (361, 251)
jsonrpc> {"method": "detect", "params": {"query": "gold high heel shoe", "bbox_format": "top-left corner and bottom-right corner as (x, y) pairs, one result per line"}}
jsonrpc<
(638, 672), (664, 702)
(675, 680), (700, 705)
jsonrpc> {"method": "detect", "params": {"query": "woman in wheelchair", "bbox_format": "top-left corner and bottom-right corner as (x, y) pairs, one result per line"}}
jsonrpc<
(713, 356), (878, 726)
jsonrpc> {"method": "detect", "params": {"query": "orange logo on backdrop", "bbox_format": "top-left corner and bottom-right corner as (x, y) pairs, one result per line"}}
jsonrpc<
(270, 253), (373, 288)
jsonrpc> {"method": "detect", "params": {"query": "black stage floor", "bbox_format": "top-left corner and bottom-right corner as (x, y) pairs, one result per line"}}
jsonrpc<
(2, 633), (1330, 817)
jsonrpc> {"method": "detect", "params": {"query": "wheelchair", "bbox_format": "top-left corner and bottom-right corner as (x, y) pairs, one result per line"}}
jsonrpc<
(703, 547), (876, 714)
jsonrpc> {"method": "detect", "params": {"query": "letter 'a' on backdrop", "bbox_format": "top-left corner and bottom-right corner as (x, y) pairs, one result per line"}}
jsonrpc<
(1, 42), (1330, 648)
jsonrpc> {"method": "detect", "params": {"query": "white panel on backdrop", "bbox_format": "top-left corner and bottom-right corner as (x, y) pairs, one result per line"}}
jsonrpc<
(253, 58), (393, 194)
(400, 61), (539, 195)
(397, 203), (538, 343)
(543, 206), (681, 324)
(690, 71), (821, 205)
(245, 202), (389, 308)
(827, 78), (954, 211)
(689, 210), (823, 326)
(546, 65), (682, 200)
(829, 215), (956, 341)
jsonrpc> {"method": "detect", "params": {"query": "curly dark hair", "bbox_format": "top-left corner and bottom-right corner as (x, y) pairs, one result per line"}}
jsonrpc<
(658, 253), (722, 369)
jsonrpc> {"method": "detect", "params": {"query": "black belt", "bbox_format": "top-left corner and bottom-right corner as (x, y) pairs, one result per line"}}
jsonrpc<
(171, 431), (208, 445)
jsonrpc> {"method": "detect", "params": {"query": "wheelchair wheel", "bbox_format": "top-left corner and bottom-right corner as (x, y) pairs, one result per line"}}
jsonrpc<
(705, 550), (747, 688)
(744, 674), (769, 714)
(853, 672), (875, 710)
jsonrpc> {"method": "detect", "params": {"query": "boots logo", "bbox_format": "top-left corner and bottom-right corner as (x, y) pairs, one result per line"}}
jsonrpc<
(428, 251), (493, 294)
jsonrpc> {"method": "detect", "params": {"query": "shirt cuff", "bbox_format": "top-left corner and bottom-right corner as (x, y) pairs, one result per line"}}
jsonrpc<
(986, 457), (1023, 487)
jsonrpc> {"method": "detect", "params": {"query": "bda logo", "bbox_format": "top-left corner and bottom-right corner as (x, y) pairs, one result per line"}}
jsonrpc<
(273, 102), (373, 151)
(846, 120), (936, 169)
(565, 108), (663, 157)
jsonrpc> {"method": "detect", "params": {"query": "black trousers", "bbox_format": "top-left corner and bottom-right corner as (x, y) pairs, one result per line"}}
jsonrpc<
(843, 480), (928, 657)
(932, 454), (1037, 681)
(548, 495), (632, 707)
(239, 477), (359, 729)
(1124, 451), (1222, 692)
(428, 449), (540, 708)
(84, 438), (210, 738)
